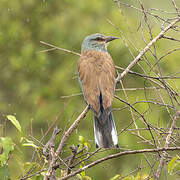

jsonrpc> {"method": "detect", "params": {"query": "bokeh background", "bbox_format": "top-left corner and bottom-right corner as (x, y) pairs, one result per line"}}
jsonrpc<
(0, 0), (180, 179)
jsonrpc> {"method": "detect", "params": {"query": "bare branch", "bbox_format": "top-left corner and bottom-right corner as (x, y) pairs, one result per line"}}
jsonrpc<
(155, 111), (180, 179)
(59, 147), (180, 180)
(40, 41), (80, 56)
(43, 126), (61, 158)
(67, 145), (79, 175)
(162, 35), (180, 42)
(44, 105), (90, 179)
(170, 0), (180, 14)
(115, 17), (180, 83)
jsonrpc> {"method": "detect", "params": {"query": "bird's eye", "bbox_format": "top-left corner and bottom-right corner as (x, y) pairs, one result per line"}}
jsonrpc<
(93, 37), (105, 41)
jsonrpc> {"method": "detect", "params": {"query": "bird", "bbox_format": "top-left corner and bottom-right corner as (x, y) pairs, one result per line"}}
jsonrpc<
(78, 33), (119, 148)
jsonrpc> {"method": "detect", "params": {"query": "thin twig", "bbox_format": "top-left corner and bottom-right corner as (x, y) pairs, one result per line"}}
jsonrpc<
(67, 145), (79, 174)
(162, 35), (180, 42)
(40, 41), (80, 56)
(170, 0), (180, 15)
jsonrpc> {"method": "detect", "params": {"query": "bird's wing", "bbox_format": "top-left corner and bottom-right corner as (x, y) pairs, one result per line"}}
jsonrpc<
(78, 50), (115, 114)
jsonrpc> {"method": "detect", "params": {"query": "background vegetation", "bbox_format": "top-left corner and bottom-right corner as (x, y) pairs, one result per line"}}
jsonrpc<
(0, 0), (180, 179)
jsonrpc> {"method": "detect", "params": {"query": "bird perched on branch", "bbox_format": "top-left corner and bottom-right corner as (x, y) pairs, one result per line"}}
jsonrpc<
(78, 33), (119, 148)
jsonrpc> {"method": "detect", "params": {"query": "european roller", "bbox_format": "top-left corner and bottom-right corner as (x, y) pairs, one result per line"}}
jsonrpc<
(78, 33), (119, 148)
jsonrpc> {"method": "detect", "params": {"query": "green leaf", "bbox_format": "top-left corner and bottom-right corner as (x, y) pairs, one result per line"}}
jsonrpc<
(168, 156), (179, 175)
(34, 175), (44, 180)
(174, 161), (180, 172)
(22, 139), (38, 149)
(22, 143), (38, 149)
(82, 176), (92, 180)
(0, 165), (11, 180)
(110, 174), (121, 180)
(135, 172), (149, 179)
(0, 137), (14, 166)
(79, 136), (85, 144)
(7, 115), (22, 132)
(76, 174), (82, 180)
(80, 164), (85, 177)
(79, 136), (90, 149)
(123, 176), (135, 180)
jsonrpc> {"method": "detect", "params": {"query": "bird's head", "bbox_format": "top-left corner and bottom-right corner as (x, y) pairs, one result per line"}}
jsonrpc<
(81, 33), (119, 53)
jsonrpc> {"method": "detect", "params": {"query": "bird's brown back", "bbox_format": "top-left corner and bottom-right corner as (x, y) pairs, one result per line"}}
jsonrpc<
(78, 50), (115, 114)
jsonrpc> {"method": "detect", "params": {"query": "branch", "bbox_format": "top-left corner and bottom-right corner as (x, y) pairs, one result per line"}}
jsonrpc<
(170, 0), (180, 15)
(115, 95), (158, 146)
(44, 105), (90, 179)
(43, 126), (61, 158)
(115, 17), (180, 83)
(67, 145), (79, 175)
(155, 110), (180, 179)
(40, 41), (80, 56)
(59, 147), (180, 180)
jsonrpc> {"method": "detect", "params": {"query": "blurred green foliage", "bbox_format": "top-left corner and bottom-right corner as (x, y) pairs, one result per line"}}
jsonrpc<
(0, 0), (180, 179)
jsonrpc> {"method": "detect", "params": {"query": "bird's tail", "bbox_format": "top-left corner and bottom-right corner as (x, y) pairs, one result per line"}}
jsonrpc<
(94, 111), (118, 148)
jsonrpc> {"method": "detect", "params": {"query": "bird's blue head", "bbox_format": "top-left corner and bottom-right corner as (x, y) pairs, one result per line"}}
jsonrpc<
(81, 33), (119, 53)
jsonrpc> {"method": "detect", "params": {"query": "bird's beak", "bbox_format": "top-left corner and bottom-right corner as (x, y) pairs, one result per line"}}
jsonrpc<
(105, 36), (119, 43)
